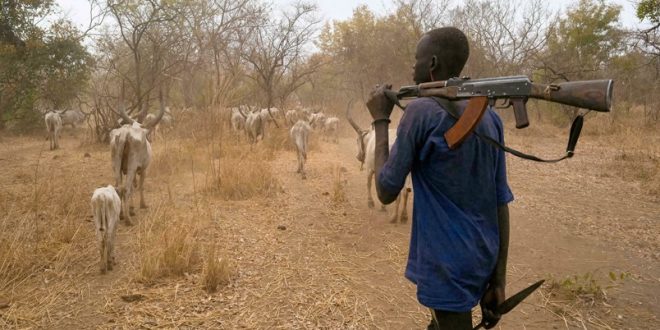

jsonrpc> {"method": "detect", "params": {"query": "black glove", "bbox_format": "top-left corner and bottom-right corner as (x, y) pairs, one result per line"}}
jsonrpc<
(366, 84), (396, 122)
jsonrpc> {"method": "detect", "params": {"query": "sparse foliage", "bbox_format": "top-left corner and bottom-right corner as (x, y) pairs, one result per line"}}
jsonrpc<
(242, 2), (321, 112)
(0, 0), (92, 129)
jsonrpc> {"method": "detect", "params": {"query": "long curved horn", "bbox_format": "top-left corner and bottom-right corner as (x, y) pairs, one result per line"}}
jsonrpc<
(144, 89), (165, 129)
(237, 105), (247, 119)
(345, 99), (363, 134)
(117, 100), (134, 125)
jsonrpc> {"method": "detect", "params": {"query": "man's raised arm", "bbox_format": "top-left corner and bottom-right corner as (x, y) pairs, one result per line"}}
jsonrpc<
(366, 84), (406, 205)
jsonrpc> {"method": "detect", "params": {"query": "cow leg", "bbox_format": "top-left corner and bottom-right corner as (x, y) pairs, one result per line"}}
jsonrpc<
(300, 152), (306, 180)
(400, 187), (411, 223)
(107, 238), (114, 271)
(390, 194), (402, 223)
(139, 170), (148, 209)
(122, 192), (133, 225)
(367, 170), (375, 209)
(99, 240), (107, 273)
(109, 227), (117, 270)
(113, 170), (122, 193)
(296, 151), (302, 173)
(123, 171), (136, 224)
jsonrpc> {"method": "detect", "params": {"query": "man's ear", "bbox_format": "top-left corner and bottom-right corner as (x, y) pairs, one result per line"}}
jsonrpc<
(430, 55), (438, 71)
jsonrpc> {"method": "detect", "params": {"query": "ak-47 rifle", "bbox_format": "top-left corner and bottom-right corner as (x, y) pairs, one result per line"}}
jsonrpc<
(390, 76), (613, 151)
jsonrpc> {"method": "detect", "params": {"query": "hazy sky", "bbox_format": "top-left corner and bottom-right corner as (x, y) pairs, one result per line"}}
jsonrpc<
(56, 0), (648, 31)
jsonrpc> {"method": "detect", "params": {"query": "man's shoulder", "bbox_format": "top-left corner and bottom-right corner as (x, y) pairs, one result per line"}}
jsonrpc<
(407, 97), (445, 112)
(404, 97), (450, 121)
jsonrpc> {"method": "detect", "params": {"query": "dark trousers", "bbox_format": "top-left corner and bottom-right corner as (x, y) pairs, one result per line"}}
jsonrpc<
(427, 309), (473, 330)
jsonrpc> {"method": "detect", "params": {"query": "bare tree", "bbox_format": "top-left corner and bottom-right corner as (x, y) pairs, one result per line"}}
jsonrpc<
(392, 0), (452, 39)
(108, 0), (176, 122)
(242, 2), (321, 119)
(452, 0), (551, 76)
(200, 0), (266, 107)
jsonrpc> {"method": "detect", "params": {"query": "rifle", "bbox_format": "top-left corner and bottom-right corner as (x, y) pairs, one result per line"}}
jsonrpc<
(390, 76), (613, 151)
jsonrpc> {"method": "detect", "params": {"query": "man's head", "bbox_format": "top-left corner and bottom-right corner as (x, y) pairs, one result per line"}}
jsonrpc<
(413, 27), (469, 84)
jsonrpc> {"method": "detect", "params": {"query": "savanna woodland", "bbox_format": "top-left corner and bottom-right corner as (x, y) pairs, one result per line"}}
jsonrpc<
(0, 0), (658, 328)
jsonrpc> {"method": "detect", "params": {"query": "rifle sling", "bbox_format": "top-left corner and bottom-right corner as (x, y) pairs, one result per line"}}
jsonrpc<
(431, 97), (583, 163)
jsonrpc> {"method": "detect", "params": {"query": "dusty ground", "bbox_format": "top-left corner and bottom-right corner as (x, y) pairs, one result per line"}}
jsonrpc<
(0, 117), (658, 329)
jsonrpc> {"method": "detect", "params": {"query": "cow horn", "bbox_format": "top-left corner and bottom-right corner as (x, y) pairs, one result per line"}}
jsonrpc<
(345, 99), (363, 134)
(237, 105), (247, 118)
(144, 89), (165, 129)
(117, 101), (134, 125)
(117, 82), (134, 125)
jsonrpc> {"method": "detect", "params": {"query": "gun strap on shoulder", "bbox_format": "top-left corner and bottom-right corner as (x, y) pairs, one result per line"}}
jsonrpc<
(431, 97), (583, 163)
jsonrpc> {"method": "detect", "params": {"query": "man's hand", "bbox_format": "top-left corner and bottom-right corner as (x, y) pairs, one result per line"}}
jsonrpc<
(366, 84), (396, 122)
(480, 284), (505, 329)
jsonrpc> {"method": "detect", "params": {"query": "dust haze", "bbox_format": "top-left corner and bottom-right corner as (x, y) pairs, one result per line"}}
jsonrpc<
(0, 0), (658, 329)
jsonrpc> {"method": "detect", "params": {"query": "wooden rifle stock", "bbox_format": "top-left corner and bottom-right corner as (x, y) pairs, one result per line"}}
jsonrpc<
(530, 80), (613, 113)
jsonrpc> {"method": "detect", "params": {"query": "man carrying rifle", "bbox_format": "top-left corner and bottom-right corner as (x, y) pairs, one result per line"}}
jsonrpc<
(366, 27), (513, 329)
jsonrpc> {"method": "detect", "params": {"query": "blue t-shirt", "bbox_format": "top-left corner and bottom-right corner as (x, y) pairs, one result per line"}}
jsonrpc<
(379, 97), (514, 312)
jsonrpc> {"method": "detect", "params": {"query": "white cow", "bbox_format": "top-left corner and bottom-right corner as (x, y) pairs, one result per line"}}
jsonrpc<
(59, 109), (87, 129)
(230, 106), (246, 132)
(238, 107), (263, 143)
(285, 109), (298, 126)
(260, 107), (280, 123)
(346, 104), (412, 223)
(290, 120), (311, 179)
(143, 106), (173, 141)
(309, 112), (326, 130)
(44, 111), (62, 150)
(111, 93), (165, 225)
(91, 185), (121, 273)
(322, 116), (340, 143)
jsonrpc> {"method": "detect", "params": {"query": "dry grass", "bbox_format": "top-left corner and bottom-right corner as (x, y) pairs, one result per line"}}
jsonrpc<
(0, 143), (99, 328)
(0, 161), (93, 291)
(602, 124), (659, 196)
(136, 204), (202, 284)
(263, 123), (294, 154)
(202, 246), (231, 293)
(0, 104), (657, 328)
(331, 165), (347, 205)
(208, 150), (280, 200)
(508, 107), (660, 197)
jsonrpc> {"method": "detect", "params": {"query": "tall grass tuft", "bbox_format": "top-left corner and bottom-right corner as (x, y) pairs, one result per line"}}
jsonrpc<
(208, 147), (280, 200)
(331, 166), (347, 205)
(202, 246), (231, 293)
(137, 205), (201, 284)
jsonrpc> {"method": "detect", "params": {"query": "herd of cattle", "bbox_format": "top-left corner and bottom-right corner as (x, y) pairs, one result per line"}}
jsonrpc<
(228, 105), (340, 178)
(41, 98), (410, 273)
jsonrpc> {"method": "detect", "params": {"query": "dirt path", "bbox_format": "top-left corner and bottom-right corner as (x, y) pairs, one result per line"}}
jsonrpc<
(252, 134), (659, 329)
(1, 127), (657, 329)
